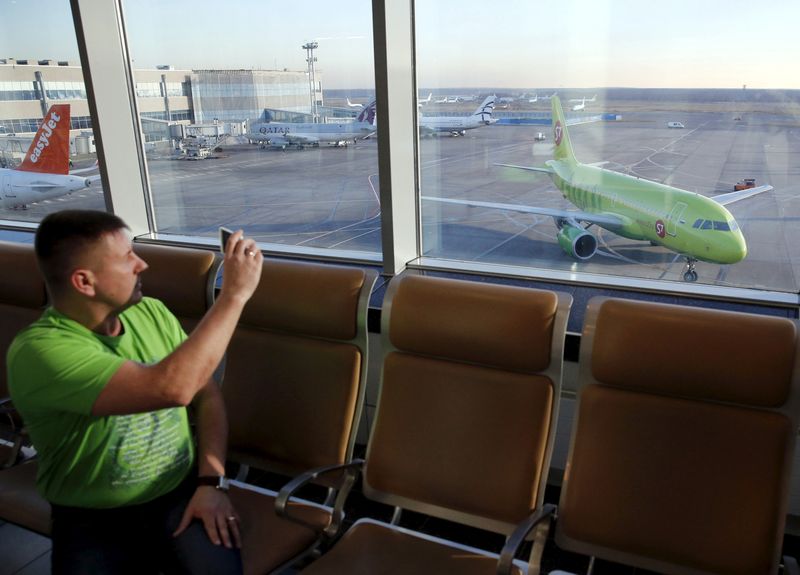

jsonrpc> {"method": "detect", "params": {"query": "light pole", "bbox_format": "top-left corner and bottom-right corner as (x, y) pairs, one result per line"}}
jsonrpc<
(302, 42), (319, 122)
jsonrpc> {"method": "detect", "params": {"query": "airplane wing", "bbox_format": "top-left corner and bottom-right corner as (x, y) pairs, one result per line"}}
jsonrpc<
(710, 185), (772, 206)
(421, 196), (625, 227)
(494, 163), (554, 175)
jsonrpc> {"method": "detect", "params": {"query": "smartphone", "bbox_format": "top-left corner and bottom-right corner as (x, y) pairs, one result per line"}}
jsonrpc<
(219, 226), (233, 253)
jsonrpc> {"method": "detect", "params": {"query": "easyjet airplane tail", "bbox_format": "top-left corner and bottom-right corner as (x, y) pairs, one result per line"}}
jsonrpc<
(551, 96), (578, 165)
(16, 104), (71, 175)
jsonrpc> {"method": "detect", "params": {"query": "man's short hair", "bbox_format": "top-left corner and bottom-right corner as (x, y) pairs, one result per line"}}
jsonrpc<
(35, 210), (130, 292)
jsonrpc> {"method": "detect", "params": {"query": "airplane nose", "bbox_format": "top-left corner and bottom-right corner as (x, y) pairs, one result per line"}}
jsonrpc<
(701, 231), (747, 264)
(720, 233), (747, 263)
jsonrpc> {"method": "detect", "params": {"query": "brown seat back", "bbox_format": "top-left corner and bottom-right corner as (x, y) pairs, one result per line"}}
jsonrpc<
(557, 297), (800, 575)
(222, 259), (376, 478)
(0, 242), (51, 533)
(364, 274), (571, 534)
(133, 243), (219, 334)
(0, 241), (47, 401)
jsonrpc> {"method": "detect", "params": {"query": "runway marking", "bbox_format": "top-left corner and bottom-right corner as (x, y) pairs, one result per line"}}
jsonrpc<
(328, 226), (381, 248)
(473, 222), (537, 261)
(296, 213), (381, 246)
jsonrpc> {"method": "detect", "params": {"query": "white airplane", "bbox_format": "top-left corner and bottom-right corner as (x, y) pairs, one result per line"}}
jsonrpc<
(249, 101), (377, 149)
(346, 98), (363, 109)
(419, 95), (496, 136)
(571, 97), (587, 112)
(418, 93), (432, 106)
(569, 94), (597, 103)
(1, 104), (98, 210)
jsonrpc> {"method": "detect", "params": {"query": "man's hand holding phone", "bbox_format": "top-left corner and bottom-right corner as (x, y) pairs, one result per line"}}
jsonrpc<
(218, 227), (262, 305)
(219, 227), (233, 253)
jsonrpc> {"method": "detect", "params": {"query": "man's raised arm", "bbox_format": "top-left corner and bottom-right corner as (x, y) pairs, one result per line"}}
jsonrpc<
(92, 231), (262, 416)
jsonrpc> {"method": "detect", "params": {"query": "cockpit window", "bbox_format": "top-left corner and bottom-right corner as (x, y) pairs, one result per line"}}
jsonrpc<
(694, 219), (735, 231)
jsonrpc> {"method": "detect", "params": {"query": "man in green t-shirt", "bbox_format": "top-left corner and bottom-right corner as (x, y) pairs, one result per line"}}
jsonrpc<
(7, 210), (262, 575)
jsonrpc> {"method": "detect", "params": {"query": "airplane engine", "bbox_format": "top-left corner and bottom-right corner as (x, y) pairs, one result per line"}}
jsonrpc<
(556, 224), (597, 260)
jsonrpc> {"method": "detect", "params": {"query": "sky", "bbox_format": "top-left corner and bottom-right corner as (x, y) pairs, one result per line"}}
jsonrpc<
(2, 0), (799, 90)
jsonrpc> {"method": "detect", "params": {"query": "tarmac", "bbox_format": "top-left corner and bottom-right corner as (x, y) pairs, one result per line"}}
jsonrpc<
(6, 105), (799, 294)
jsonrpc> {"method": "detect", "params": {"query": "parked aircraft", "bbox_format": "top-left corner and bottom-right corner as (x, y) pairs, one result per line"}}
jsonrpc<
(571, 97), (587, 112)
(1, 104), (98, 210)
(419, 96), (496, 137)
(346, 98), (363, 108)
(433, 94), (478, 104)
(423, 96), (772, 281)
(249, 101), (377, 149)
(418, 93), (432, 106)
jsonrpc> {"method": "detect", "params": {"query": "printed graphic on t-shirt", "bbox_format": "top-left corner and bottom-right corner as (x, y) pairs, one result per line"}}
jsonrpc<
(107, 408), (191, 487)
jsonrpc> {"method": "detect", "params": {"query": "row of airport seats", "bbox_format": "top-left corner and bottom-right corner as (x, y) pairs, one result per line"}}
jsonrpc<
(0, 241), (798, 574)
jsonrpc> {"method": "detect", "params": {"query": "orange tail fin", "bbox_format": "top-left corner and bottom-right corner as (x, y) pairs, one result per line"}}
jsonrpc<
(16, 104), (71, 175)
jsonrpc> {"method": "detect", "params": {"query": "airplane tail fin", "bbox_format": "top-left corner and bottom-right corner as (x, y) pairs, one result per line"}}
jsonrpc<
(357, 99), (378, 126)
(473, 95), (495, 124)
(16, 104), (71, 175)
(551, 96), (578, 165)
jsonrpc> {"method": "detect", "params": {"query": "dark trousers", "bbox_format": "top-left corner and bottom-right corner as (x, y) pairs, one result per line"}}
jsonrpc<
(50, 476), (243, 575)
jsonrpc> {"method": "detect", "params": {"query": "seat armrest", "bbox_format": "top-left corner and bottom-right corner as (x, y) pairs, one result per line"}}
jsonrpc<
(784, 555), (799, 575)
(1, 427), (30, 468)
(0, 398), (31, 469)
(0, 397), (20, 427)
(275, 459), (364, 537)
(497, 503), (557, 575)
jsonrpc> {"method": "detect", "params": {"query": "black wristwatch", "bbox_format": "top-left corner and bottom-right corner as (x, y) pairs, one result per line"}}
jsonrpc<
(197, 475), (230, 492)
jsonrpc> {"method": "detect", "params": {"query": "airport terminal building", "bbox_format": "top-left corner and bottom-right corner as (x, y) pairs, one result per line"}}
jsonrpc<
(0, 57), (319, 160)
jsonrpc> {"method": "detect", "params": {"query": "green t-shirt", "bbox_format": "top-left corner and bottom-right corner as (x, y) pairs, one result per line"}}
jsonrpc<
(7, 297), (195, 508)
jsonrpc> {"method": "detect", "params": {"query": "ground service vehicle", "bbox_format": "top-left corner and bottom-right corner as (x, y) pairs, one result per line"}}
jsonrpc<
(734, 178), (756, 191)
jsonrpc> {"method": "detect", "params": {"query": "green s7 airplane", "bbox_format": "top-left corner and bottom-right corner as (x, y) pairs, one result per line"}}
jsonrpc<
(424, 96), (772, 281)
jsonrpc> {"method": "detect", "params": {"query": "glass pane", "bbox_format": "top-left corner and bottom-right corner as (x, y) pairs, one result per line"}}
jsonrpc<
(123, 0), (380, 256)
(0, 1), (103, 223)
(416, 0), (800, 293)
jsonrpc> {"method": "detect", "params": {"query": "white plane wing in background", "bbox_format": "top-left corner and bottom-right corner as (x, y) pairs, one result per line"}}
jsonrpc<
(710, 185), (773, 206)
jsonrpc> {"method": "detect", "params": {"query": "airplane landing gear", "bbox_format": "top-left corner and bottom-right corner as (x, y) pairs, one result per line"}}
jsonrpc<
(683, 257), (698, 282)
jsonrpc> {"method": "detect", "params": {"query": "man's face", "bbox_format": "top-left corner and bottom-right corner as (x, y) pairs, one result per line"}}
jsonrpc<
(89, 230), (149, 312)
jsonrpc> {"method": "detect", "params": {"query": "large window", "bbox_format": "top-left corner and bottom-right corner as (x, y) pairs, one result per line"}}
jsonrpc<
(122, 0), (381, 257)
(0, 0), (798, 304)
(415, 0), (800, 293)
